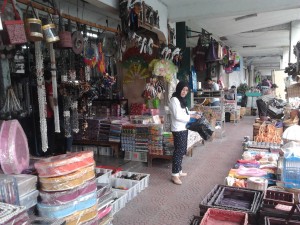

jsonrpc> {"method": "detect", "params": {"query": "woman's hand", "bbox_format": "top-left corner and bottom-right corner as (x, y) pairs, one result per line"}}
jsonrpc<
(190, 114), (201, 119)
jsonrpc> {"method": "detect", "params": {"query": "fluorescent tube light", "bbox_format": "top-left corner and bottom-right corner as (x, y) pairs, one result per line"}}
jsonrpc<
(235, 13), (257, 21)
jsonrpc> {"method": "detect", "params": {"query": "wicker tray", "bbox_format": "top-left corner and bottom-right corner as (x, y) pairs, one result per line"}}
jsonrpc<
(199, 185), (263, 224)
(214, 187), (258, 211)
(264, 190), (294, 204)
(265, 216), (300, 225)
(200, 208), (248, 225)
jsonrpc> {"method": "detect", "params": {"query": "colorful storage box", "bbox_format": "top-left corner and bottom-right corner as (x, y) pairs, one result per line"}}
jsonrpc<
(34, 151), (94, 177)
(37, 192), (97, 219)
(0, 175), (20, 205)
(39, 165), (95, 192)
(64, 204), (98, 225)
(39, 179), (97, 205)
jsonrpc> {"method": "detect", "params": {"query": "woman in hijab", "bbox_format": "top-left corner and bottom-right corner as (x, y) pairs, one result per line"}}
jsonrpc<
(169, 81), (201, 185)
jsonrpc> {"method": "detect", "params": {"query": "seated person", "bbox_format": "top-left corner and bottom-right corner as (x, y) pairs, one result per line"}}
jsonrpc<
(225, 85), (236, 100)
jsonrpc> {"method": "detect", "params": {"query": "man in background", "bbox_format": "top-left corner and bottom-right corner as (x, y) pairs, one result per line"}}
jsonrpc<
(205, 77), (220, 106)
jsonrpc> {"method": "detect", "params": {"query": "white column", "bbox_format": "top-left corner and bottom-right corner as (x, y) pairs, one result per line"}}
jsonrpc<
(289, 20), (300, 63)
(280, 47), (289, 69)
(249, 65), (255, 87)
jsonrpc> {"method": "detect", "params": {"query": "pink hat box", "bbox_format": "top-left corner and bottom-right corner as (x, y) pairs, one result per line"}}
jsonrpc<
(34, 151), (94, 177)
(39, 165), (95, 192)
(39, 179), (97, 204)
(0, 120), (29, 174)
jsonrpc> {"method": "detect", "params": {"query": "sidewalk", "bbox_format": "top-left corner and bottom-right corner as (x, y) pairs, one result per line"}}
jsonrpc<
(99, 117), (254, 225)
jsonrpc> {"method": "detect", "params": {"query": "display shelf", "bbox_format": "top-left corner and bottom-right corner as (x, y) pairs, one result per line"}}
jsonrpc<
(73, 140), (121, 158)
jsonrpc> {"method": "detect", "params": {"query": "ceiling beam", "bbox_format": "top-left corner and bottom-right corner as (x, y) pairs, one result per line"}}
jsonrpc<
(168, 0), (300, 22)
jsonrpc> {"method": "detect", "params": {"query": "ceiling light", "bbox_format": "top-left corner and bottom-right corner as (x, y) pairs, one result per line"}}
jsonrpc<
(235, 13), (257, 21)
(220, 36), (228, 41)
(242, 45), (256, 48)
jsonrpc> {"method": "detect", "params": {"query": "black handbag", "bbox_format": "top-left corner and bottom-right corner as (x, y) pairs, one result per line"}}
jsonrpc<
(186, 116), (214, 140)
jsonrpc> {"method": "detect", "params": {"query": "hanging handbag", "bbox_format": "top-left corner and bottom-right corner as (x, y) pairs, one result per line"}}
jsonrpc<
(24, 1), (43, 42)
(55, 17), (72, 49)
(1, 0), (27, 45)
(42, 11), (59, 43)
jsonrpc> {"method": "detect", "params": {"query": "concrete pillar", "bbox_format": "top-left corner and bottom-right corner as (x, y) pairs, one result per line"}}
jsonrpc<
(289, 20), (300, 63)
(280, 47), (289, 69)
(249, 65), (254, 87)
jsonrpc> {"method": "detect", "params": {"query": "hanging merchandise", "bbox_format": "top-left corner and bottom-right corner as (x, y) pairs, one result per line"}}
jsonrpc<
(56, 18), (72, 49)
(152, 59), (178, 82)
(35, 41), (48, 152)
(13, 50), (25, 74)
(42, 12), (60, 43)
(124, 62), (149, 83)
(63, 97), (72, 138)
(129, 1), (142, 31)
(192, 36), (207, 72)
(71, 100), (79, 133)
(24, 1), (43, 42)
(72, 30), (84, 54)
(0, 87), (26, 119)
(1, 0), (27, 45)
(49, 44), (60, 133)
(97, 42), (106, 74)
(206, 38), (217, 62)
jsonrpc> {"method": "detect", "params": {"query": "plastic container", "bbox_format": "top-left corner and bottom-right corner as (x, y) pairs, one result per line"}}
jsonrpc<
(97, 183), (112, 199)
(37, 191), (97, 219)
(13, 174), (37, 197)
(282, 154), (300, 188)
(19, 190), (39, 209)
(110, 178), (139, 202)
(111, 190), (127, 215)
(95, 168), (113, 184)
(112, 171), (150, 192)
(0, 175), (20, 205)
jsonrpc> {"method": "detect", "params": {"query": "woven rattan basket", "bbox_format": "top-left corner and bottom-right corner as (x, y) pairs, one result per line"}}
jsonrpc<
(287, 83), (300, 98)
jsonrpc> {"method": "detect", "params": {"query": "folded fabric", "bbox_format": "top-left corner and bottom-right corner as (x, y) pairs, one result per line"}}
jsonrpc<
(236, 166), (267, 177)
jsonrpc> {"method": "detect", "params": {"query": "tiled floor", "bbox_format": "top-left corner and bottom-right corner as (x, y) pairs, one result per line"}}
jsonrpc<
(95, 116), (255, 225)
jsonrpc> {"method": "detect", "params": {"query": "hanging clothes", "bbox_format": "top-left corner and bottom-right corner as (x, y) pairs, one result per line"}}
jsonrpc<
(192, 36), (207, 72)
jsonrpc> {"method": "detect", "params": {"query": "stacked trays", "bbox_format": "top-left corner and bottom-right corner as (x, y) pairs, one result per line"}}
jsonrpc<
(0, 202), (29, 225)
(260, 190), (300, 222)
(35, 151), (99, 225)
(148, 124), (164, 155)
(199, 185), (263, 224)
(163, 132), (174, 155)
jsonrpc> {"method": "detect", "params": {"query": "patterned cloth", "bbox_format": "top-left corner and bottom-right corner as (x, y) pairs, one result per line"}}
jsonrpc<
(172, 130), (188, 176)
